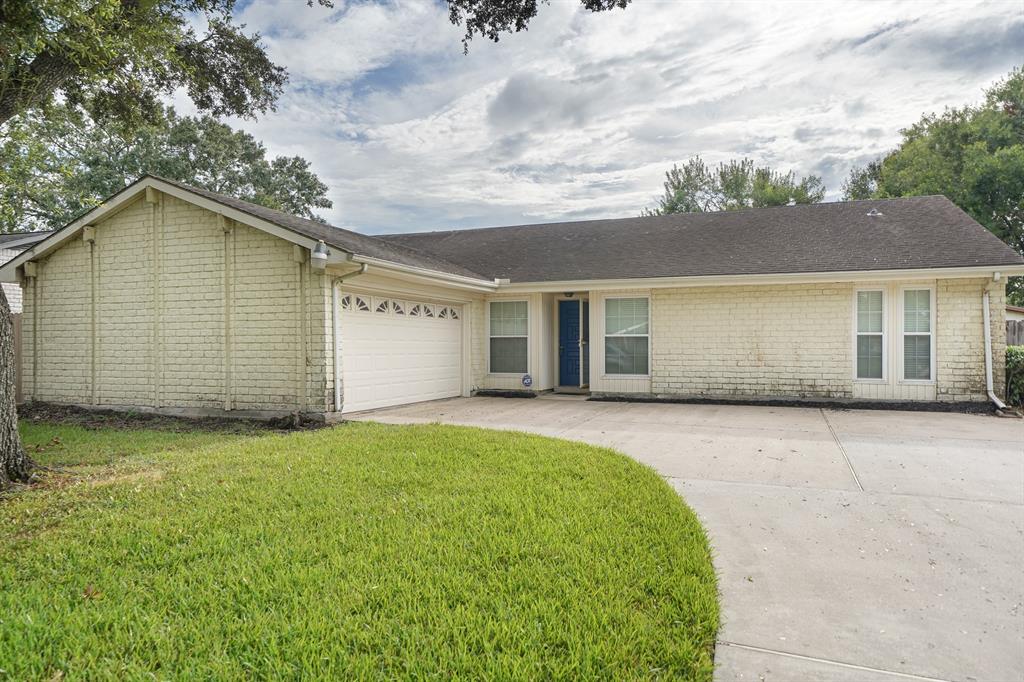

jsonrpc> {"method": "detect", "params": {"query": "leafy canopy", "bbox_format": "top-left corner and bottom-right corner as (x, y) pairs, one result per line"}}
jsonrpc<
(843, 67), (1024, 303)
(0, 106), (332, 232)
(0, 0), (631, 129)
(644, 156), (825, 216)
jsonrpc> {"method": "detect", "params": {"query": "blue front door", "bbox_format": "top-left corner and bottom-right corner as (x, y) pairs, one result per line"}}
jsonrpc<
(559, 299), (580, 386)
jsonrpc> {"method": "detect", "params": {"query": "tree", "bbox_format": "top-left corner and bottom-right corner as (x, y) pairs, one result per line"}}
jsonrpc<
(449, 0), (629, 52)
(644, 156), (825, 216)
(0, 106), (333, 233)
(843, 67), (1024, 303)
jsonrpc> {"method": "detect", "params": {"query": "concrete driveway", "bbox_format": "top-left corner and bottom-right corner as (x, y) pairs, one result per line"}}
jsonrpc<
(350, 396), (1024, 682)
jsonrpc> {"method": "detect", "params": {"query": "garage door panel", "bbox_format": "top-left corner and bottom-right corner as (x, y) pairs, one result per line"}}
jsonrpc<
(340, 294), (463, 413)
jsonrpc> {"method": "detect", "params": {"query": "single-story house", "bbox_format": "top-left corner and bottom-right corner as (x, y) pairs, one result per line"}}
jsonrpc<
(1, 231), (52, 313)
(1, 175), (1022, 418)
(1008, 305), (1024, 323)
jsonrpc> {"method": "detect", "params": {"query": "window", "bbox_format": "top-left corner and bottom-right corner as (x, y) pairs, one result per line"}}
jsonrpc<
(489, 301), (528, 373)
(902, 289), (932, 381)
(855, 290), (884, 380)
(605, 297), (649, 375)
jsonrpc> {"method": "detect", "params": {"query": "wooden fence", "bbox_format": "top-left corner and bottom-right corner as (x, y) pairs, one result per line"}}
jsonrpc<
(1009, 320), (1024, 347)
(11, 313), (21, 404)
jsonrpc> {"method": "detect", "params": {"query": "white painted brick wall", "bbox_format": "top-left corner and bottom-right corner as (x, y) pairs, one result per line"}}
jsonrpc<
(1, 247), (22, 313)
(21, 192), (331, 413)
(650, 284), (853, 399)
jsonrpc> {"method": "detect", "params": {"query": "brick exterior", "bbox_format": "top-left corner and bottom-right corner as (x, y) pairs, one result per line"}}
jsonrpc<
(20, 193), (332, 414)
(15, 187), (1009, 413)
(1, 247), (22, 313)
(650, 283), (853, 399)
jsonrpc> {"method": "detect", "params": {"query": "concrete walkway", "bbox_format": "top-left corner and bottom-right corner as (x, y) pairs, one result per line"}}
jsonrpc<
(350, 396), (1024, 682)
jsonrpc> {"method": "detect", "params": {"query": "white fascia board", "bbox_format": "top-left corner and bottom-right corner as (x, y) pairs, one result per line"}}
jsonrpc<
(348, 254), (498, 292)
(496, 265), (1024, 293)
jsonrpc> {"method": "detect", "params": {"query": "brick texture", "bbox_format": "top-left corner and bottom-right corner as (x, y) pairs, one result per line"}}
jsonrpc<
(20, 193), (331, 414)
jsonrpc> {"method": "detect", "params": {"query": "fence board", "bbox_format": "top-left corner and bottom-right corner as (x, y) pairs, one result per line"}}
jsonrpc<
(12, 313), (21, 404)
(1009, 320), (1024, 347)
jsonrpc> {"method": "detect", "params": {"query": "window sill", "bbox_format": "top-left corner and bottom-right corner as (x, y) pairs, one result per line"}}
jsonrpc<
(601, 374), (651, 380)
(898, 379), (935, 386)
(853, 378), (888, 384)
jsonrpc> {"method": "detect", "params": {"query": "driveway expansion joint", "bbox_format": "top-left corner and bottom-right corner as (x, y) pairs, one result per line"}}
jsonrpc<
(717, 641), (954, 682)
(820, 408), (865, 492)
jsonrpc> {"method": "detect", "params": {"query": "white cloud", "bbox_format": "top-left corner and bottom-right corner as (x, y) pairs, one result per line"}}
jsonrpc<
(218, 0), (1023, 233)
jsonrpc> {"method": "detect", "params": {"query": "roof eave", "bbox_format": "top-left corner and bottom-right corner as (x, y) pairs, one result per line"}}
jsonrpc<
(494, 264), (1024, 293)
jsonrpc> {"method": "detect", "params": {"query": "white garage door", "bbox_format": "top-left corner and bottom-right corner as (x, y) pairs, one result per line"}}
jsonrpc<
(339, 292), (463, 413)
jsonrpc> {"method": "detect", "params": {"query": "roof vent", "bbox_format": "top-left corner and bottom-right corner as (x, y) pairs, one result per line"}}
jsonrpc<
(866, 208), (884, 217)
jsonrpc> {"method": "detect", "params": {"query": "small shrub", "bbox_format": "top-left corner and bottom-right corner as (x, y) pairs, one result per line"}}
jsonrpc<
(1007, 346), (1024, 406)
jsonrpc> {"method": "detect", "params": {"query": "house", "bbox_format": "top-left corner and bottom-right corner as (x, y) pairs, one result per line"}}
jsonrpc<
(1, 175), (1021, 418)
(1008, 305), (1024, 323)
(1, 231), (52, 313)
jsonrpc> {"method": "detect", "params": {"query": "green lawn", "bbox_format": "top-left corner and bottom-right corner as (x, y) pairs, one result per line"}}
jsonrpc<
(1, 420), (718, 679)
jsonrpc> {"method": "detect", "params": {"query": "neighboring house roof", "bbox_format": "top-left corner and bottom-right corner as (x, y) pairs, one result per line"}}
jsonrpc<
(0, 231), (53, 253)
(151, 177), (488, 280)
(1008, 305), (1024, 314)
(381, 196), (1024, 283)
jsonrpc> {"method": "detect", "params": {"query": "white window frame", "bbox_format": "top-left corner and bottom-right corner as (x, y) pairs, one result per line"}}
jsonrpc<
(603, 295), (651, 378)
(898, 285), (936, 384)
(487, 299), (530, 375)
(852, 288), (887, 383)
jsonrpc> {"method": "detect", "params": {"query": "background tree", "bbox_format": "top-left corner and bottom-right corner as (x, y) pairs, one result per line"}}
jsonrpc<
(644, 156), (825, 216)
(843, 67), (1024, 303)
(0, 106), (332, 233)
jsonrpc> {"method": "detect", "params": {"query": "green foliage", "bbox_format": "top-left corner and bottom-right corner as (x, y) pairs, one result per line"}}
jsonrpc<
(644, 156), (825, 216)
(0, 106), (332, 232)
(2, 421), (718, 679)
(450, 0), (630, 52)
(1007, 345), (1024, 407)
(842, 67), (1024, 304)
(0, 0), (317, 128)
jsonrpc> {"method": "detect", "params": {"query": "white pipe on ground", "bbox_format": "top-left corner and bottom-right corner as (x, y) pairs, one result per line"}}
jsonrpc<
(982, 291), (1007, 410)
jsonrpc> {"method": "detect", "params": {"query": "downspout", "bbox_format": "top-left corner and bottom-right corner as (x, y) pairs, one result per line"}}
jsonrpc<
(332, 263), (369, 413)
(982, 291), (1007, 410)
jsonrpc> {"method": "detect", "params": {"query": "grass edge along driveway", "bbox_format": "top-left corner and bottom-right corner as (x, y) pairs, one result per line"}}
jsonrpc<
(1, 420), (719, 680)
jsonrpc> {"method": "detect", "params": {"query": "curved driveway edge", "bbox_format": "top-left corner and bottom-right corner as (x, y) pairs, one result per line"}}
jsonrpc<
(350, 396), (1024, 682)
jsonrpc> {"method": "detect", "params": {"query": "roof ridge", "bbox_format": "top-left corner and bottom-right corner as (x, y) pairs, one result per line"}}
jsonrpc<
(380, 195), (955, 239)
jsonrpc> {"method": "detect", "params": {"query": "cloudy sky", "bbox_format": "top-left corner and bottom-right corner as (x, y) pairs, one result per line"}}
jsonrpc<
(199, 0), (1022, 234)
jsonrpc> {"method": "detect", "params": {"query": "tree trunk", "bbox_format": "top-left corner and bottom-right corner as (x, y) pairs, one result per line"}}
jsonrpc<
(0, 285), (31, 489)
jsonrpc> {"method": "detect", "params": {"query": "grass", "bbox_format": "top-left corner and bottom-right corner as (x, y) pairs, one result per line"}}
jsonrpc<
(1, 420), (718, 680)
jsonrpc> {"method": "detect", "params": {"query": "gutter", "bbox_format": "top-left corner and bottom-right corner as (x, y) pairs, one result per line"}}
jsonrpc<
(982, 291), (1007, 410)
(347, 254), (497, 292)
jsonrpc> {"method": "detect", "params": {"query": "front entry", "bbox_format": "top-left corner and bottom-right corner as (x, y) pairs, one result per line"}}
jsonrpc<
(559, 299), (581, 387)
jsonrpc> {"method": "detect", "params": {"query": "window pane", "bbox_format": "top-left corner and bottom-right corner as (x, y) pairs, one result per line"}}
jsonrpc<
(856, 334), (883, 379)
(605, 336), (648, 375)
(490, 337), (527, 373)
(903, 290), (930, 333)
(904, 335), (931, 380)
(856, 291), (883, 333)
(490, 301), (528, 336)
(605, 298), (649, 335)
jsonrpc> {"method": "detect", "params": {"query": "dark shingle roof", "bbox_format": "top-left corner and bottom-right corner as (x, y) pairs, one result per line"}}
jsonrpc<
(151, 176), (487, 280)
(381, 196), (1024, 282)
(0, 231), (52, 249)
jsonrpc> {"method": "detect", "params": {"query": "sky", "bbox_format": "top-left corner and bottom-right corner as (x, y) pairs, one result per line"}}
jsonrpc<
(184, 0), (1023, 234)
